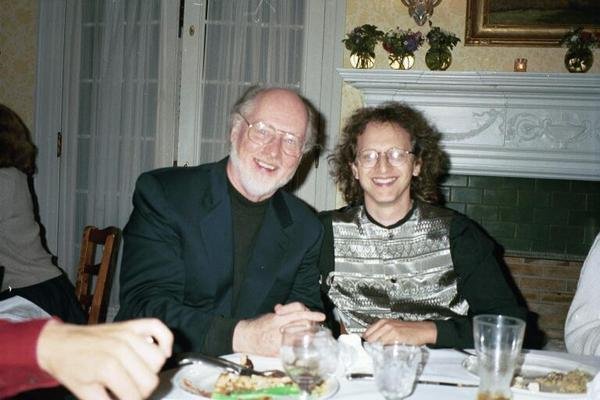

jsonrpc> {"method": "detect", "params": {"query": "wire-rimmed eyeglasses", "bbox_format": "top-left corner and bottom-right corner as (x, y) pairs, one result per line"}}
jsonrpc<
(238, 114), (304, 157)
(355, 147), (414, 168)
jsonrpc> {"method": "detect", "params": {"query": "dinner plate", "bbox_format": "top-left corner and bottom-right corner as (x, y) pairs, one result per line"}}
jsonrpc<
(174, 360), (339, 399)
(462, 353), (598, 398)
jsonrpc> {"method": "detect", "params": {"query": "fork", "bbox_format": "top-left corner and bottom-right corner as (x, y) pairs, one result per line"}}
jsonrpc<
(176, 352), (286, 377)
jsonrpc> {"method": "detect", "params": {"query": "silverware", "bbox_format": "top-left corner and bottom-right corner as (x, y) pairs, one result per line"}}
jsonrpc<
(453, 348), (476, 357)
(176, 352), (286, 377)
(345, 373), (478, 388)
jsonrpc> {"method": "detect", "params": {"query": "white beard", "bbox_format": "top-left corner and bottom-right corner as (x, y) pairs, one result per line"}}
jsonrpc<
(229, 145), (295, 200)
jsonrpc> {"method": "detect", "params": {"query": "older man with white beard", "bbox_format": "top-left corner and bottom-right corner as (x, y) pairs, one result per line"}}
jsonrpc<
(116, 86), (325, 356)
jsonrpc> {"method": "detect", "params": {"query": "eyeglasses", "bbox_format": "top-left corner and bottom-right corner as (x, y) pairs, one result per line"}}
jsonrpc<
(238, 114), (304, 157)
(355, 147), (414, 169)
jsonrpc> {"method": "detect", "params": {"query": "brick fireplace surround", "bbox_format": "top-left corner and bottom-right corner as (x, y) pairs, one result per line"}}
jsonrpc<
(506, 255), (582, 349)
(339, 70), (600, 349)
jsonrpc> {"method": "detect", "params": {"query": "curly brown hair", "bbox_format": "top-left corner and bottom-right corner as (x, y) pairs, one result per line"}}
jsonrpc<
(329, 102), (448, 205)
(0, 104), (37, 175)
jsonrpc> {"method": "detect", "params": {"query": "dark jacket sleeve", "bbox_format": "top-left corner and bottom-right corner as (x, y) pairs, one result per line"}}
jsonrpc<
(316, 211), (342, 336)
(434, 214), (527, 348)
(115, 172), (236, 355)
(285, 224), (325, 313)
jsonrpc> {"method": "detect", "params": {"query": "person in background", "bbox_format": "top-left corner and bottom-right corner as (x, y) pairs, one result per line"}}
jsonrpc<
(565, 233), (600, 356)
(0, 104), (86, 323)
(116, 86), (325, 356)
(0, 317), (172, 400)
(319, 102), (527, 348)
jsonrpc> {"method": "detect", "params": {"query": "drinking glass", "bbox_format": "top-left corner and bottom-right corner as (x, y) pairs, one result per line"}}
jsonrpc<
(473, 314), (526, 400)
(368, 342), (422, 400)
(280, 325), (338, 400)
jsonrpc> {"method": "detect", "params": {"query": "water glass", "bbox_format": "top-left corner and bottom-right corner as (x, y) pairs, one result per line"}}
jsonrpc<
(369, 342), (422, 400)
(473, 315), (526, 400)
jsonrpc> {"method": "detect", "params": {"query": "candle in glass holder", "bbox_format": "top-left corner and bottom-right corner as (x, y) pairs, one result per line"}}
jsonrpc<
(514, 58), (527, 72)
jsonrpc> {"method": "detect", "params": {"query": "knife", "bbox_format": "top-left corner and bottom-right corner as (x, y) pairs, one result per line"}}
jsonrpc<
(346, 373), (478, 388)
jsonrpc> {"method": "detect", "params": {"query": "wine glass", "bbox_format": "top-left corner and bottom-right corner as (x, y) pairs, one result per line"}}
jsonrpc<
(280, 325), (337, 400)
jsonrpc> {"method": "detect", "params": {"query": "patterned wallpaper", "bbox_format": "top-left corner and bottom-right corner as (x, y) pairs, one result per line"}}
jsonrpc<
(344, 0), (600, 73)
(0, 0), (38, 131)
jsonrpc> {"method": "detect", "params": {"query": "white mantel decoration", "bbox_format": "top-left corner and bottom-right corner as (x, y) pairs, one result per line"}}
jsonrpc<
(338, 69), (600, 181)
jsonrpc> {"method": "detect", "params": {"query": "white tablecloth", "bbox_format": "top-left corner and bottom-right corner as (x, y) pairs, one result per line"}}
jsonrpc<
(152, 349), (600, 400)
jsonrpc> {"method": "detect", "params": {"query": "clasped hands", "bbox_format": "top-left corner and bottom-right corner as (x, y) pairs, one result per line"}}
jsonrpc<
(232, 302), (325, 356)
(363, 319), (437, 345)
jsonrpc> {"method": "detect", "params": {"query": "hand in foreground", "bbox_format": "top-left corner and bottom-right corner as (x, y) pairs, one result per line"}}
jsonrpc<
(363, 319), (437, 345)
(232, 302), (325, 356)
(37, 318), (173, 400)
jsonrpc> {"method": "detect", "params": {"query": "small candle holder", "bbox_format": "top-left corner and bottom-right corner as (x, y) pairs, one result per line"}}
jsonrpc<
(514, 58), (527, 72)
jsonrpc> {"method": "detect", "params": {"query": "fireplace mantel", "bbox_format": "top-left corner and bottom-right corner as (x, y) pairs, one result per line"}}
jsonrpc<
(338, 69), (600, 181)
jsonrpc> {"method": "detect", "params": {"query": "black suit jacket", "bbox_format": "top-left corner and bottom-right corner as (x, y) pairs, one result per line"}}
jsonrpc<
(116, 158), (323, 353)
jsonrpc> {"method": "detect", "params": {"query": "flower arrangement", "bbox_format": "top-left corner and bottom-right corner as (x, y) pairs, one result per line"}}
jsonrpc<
(559, 27), (599, 52)
(342, 24), (384, 58)
(426, 25), (460, 50)
(424, 23), (460, 71)
(382, 28), (424, 56)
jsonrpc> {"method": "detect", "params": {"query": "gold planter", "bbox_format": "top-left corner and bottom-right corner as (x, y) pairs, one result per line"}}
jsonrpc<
(388, 53), (415, 70)
(425, 47), (452, 71)
(350, 53), (375, 69)
(564, 48), (593, 73)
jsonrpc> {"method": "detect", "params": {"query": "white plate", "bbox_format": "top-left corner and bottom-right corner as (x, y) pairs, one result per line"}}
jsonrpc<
(462, 353), (598, 398)
(174, 360), (339, 399)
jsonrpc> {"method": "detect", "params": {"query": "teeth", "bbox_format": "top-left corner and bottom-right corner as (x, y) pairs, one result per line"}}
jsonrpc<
(373, 177), (396, 185)
(256, 159), (276, 171)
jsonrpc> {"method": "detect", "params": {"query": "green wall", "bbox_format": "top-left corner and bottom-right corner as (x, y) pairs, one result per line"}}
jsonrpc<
(441, 175), (600, 260)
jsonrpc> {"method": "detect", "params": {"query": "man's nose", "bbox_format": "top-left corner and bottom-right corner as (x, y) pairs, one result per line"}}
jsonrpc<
(375, 154), (391, 172)
(263, 134), (284, 157)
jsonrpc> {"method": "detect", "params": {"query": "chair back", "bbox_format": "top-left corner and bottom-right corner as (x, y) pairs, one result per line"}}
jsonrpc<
(75, 225), (121, 324)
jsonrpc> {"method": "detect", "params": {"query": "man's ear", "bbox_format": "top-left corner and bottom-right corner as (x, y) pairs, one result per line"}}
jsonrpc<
(230, 119), (242, 143)
(350, 162), (359, 179)
(413, 158), (422, 177)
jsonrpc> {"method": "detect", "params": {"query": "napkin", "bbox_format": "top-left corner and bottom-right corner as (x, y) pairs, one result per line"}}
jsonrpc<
(337, 334), (373, 374)
(0, 295), (50, 321)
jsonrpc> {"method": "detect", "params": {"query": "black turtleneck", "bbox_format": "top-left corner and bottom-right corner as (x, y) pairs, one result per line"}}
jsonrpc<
(228, 180), (269, 309)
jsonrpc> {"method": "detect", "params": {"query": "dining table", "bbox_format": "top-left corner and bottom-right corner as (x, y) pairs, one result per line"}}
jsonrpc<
(151, 348), (600, 400)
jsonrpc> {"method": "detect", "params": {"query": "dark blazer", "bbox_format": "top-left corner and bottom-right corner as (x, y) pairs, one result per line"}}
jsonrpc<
(116, 158), (324, 353)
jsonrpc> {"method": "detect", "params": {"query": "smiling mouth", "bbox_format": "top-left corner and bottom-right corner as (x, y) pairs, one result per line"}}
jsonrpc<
(255, 158), (277, 172)
(372, 177), (397, 186)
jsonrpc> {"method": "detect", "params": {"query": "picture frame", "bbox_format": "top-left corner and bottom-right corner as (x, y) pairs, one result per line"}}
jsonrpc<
(465, 0), (600, 47)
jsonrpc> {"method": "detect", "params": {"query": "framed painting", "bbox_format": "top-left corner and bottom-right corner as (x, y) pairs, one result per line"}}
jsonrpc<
(465, 0), (600, 47)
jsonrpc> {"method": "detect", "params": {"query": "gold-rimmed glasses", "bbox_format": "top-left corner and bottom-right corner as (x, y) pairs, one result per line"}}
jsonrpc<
(239, 114), (304, 157)
(355, 147), (414, 169)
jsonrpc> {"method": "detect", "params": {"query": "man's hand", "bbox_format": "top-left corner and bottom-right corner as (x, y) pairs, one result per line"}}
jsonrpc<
(232, 302), (325, 356)
(37, 318), (173, 400)
(363, 319), (437, 345)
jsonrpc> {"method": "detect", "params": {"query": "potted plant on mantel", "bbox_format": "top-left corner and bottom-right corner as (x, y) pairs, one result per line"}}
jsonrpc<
(382, 28), (424, 70)
(425, 23), (460, 71)
(342, 24), (384, 69)
(559, 27), (599, 73)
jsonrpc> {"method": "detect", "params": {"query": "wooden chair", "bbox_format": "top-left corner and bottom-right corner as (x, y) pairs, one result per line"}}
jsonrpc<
(75, 225), (121, 324)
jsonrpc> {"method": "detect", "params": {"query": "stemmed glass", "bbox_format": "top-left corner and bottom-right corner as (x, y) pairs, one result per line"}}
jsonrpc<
(280, 325), (337, 400)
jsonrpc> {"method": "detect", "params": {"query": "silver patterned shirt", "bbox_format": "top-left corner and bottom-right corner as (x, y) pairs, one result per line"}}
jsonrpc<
(326, 201), (469, 334)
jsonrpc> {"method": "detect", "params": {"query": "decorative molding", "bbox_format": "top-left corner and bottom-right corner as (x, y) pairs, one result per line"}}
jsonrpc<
(338, 69), (600, 181)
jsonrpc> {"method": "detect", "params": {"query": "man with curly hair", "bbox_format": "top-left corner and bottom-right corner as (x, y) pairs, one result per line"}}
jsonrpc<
(318, 102), (525, 348)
